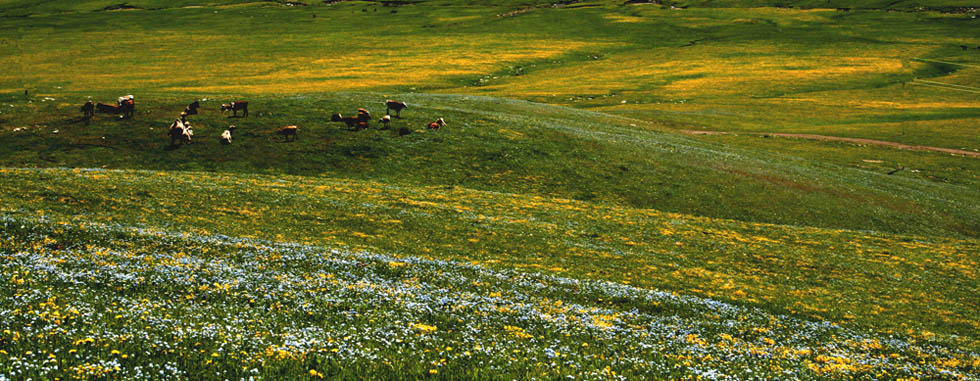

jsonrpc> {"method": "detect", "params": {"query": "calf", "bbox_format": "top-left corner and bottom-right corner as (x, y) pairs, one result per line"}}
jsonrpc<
(219, 125), (236, 145)
(427, 117), (446, 130)
(277, 125), (298, 141)
(80, 101), (94, 118)
(378, 115), (391, 129)
(221, 101), (248, 117)
(385, 100), (407, 118)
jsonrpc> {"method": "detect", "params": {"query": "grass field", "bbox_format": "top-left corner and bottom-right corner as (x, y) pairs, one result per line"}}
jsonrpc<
(3, 92), (980, 238)
(1, 0), (979, 379)
(2, 168), (979, 379)
(2, 1), (977, 149)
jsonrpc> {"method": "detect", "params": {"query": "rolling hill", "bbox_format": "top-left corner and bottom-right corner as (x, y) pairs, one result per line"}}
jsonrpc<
(1, 0), (978, 378)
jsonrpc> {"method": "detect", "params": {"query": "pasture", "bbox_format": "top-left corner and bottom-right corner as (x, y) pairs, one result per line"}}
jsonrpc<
(1, 0), (979, 379)
(2, 168), (979, 379)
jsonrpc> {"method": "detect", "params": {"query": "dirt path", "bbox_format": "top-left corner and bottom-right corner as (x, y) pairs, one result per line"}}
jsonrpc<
(682, 130), (980, 159)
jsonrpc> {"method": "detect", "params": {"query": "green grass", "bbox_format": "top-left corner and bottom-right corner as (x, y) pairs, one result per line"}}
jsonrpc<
(2, 0), (980, 378)
(1, 168), (979, 379)
(2, 1), (978, 149)
(2, 92), (980, 238)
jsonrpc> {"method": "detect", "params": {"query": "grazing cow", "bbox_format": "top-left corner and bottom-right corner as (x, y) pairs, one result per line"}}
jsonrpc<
(221, 101), (248, 117)
(385, 100), (407, 118)
(378, 115), (391, 129)
(184, 100), (200, 115)
(96, 102), (119, 114)
(220, 125), (236, 145)
(427, 117), (446, 130)
(961, 45), (970, 50)
(96, 100), (135, 118)
(80, 101), (94, 118)
(277, 125), (298, 141)
(117, 95), (134, 108)
(331, 108), (372, 130)
(169, 119), (193, 146)
(357, 108), (371, 128)
(120, 98), (135, 118)
(332, 113), (362, 129)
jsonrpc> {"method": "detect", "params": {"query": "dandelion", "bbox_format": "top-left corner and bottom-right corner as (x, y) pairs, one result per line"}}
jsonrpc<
(413, 323), (437, 334)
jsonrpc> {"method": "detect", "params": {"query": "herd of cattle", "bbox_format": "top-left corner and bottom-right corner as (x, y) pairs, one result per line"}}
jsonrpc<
(79, 97), (446, 147)
(79, 95), (135, 119)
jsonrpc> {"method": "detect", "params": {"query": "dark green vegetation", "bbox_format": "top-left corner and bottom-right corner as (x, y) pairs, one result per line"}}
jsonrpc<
(1, 0), (979, 378)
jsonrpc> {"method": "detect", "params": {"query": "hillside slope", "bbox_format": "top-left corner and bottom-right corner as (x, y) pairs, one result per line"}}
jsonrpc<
(1, 1), (978, 378)
(2, 213), (978, 379)
(2, 1), (977, 149)
(0, 217), (980, 379)
(2, 167), (979, 350)
(3, 92), (980, 238)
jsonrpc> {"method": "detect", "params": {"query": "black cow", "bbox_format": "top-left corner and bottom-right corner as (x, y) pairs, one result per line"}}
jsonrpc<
(184, 100), (200, 115)
(277, 125), (298, 141)
(385, 100), (407, 118)
(96, 100), (134, 118)
(221, 101), (248, 117)
(80, 101), (94, 118)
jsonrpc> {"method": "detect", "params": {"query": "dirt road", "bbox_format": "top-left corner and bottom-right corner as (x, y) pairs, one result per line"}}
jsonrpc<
(682, 130), (980, 159)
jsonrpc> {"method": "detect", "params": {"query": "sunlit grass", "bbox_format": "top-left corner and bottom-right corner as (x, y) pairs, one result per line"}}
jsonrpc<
(1, 1), (977, 152)
(3, 213), (978, 379)
(1, 2), (979, 377)
(2, 167), (980, 358)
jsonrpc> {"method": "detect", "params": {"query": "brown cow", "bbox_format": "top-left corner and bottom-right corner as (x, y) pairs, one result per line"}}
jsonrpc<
(427, 118), (446, 130)
(331, 108), (372, 130)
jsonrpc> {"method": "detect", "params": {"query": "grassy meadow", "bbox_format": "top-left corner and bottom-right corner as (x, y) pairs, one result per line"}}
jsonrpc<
(2, 168), (979, 379)
(2, 1), (978, 149)
(1, 0), (979, 379)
